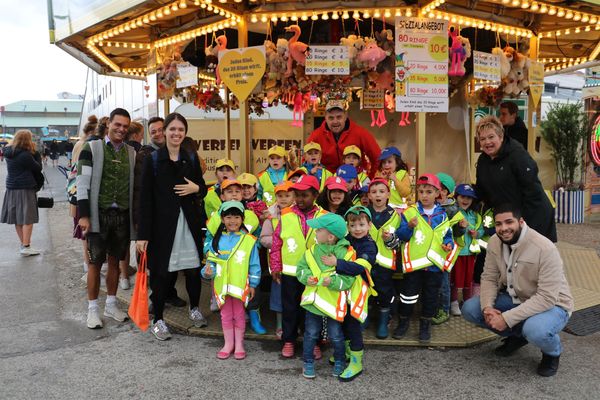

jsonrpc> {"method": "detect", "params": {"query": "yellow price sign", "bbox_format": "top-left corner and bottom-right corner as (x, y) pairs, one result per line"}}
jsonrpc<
(218, 46), (266, 102)
(428, 35), (448, 62)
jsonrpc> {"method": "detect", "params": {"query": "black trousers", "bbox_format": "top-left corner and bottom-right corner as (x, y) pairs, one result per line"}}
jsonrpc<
(150, 268), (201, 322)
(371, 264), (395, 309)
(342, 315), (363, 351)
(473, 249), (486, 284)
(398, 270), (442, 319)
(281, 274), (305, 343)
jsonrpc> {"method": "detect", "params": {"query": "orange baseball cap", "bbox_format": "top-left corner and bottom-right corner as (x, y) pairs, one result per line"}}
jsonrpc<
(275, 181), (294, 193)
(221, 179), (242, 190)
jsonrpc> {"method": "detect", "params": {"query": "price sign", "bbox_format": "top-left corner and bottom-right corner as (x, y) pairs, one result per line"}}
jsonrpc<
(395, 17), (449, 113)
(473, 51), (501, 82)
(305, 46), (350, 75)
(528, 61), (545, 107)
(176, 63), (198, 88)
(361, 89), (385, 109)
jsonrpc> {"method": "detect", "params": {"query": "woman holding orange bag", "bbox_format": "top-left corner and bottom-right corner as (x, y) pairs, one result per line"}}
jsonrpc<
(136, 113), (208, 341)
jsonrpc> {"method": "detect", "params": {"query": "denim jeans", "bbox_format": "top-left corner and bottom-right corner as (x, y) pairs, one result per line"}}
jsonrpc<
(462, 292), (570, 356)
(439, 271), (450, 313)
(303, 311), (344, 363)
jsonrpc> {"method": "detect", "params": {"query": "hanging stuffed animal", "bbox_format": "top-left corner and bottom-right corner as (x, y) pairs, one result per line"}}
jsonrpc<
(357, 41), (387, 71)
(284, 25), (308, 77)
(491, 47), (511, 78)
(448, 26), (468, 77)
(214, 35), (228, 85)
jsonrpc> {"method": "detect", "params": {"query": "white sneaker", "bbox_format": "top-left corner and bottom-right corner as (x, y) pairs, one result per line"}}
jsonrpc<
(104, 303), (129, 322)
(119, 277), (130, 290)
(450, 301), (462, 316)
(151, 319), (172, 341)
(189, 307), (208, 328)
(20, 246), (40, 256)
(87, 307), (103, 329)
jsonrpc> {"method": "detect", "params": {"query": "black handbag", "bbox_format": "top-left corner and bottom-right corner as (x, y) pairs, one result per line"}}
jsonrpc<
(37, 173), (54, 208)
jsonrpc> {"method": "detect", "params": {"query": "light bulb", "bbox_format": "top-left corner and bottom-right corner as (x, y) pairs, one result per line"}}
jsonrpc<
(363, 10), (370, 18)
(539, 5), (547, 13)
(548, 7), (556, 15)
(321, 13), (329, 20)
(384, 9), (391, 18)
(342, 11), (350, 19)
(581, 14), (589, 22)
(352, 11), (360, 19)
(374, 10), (381, 18)
(331, 12), (338, 20)
(565, 11), (573, 19)
(557, 9), (565, 17)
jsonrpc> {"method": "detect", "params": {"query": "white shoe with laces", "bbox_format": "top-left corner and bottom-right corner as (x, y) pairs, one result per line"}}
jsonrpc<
(20, 245), (40, 256)
(104, 303), (129, 322)
(450, 301), (462, 316)
(119, 277), (130, 290)
(189, 307), (208, 328)
(151, 320), (172, 341)
(87, 307), (103, 329)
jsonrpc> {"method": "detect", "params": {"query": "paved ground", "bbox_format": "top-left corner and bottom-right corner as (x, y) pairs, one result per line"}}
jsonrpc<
(1, 157), (600, 400)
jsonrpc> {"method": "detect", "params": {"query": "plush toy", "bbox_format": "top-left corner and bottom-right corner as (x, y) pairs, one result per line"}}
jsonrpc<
(357, 41), (387, 71)
(375, 29), (394, 55)
(448, 26), (469, 77)
(341, 34), (367, 70)
(515, 52), (531, 93)
(503, 49), (529, 96)
(491, 47), (511, 78)
(214, 35), (228, 85)
(205, 46), (218, 73)
(285, 25), (308, 77)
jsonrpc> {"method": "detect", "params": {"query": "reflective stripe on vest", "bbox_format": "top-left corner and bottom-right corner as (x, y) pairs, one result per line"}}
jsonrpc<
(369, 211), (401, 270)
(388, 170), (408, 209)
(357, 171), (369, 187)
(280, 207), (327, 276)
(207, 209), (259, 236)
(348, 258), (376, 323)
(258, 170), (287, 207)
(300, 246), (354, 321)
(204, 188), (221, 219)
(208, 234), (256, 309)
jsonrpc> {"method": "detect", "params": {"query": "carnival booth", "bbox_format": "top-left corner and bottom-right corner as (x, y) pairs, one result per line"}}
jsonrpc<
(52, 0), (600, 344)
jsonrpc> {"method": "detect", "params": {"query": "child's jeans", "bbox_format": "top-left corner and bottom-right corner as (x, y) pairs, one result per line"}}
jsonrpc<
(343, 315), (363, 351)
(398, 270), (443, 318)
(304, 312), (344, 363)
(270, 280), (282, 312)
(439, 271), (450, 313)
(371, 264), (395, 309)
(221, 297), (246, 330)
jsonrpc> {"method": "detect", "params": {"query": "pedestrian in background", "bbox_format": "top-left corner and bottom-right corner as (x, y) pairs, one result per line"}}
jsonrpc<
(1, 130), (43, 256)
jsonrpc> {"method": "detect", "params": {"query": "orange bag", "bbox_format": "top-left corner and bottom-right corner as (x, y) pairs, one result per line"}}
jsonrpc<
(128, 251), (150, 331)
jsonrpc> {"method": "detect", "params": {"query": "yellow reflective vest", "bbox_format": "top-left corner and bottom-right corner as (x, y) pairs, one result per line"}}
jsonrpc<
(204, 186), (222, 219)
(280, 207), (327, 276)
(300, 246), (355, 321)
(400, 206), (461, 273)
(346, 258), (377, 323)
(207, 234), (257, 309)
(258, 169), (288, 207)
(477, 208), (494, 250)
(207, 209), (260, 236)
(368, 210), (401, 270)
(388, 170), (409, 209)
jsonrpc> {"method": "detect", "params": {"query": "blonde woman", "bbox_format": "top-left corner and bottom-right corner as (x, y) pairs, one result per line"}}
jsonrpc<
(1, 130), (43, 255)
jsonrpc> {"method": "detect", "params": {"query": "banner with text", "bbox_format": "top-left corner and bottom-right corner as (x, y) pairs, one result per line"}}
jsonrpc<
(218, 46), (266, 102)
(395, 17), (449, 113)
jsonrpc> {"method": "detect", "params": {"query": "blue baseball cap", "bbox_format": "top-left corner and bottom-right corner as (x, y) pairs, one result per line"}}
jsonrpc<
(455, 184), (478, 199)
(378, 146), (402, 161)
(359, 185), (369, 193)
(336, 165), (358, 182)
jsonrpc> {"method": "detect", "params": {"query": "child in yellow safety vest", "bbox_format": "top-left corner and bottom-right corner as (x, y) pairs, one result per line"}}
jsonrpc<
(329, 206), (378, 382)
(302, 142), (333, 191)
(376, 146), (411, 209)
(270, 174), (327, 359)
(202, 201), (261, 360)
(259, 181), (295, 339)
(342, 145), (370, 188)
(257, 145), (289, 206)
(204, 158), (236, 219)
(384, 174), (458, 343)
(450, 184), (484, 317)
(296, 213), (356, 379)
(367, 178), (402, 339)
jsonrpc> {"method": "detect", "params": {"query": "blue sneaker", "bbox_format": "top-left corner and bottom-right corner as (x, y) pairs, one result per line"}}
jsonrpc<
(303, 361), (316, 379)
(333, 360), (345, 376)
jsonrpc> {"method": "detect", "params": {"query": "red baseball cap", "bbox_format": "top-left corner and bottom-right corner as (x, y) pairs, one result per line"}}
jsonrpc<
(325, 176), (348, 192)
(291, 174), (320, 191)
(368, 178), (389, 190)
(416, 173), (442, 190)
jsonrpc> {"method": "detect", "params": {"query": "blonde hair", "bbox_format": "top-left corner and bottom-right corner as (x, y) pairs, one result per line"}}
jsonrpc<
(11, 130), (36, 153)
(476, 115), (504, 140)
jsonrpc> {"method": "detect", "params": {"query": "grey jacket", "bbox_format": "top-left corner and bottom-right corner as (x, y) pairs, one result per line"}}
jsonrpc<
(76, 139), (136, 234)
(480, 223), (574, 328)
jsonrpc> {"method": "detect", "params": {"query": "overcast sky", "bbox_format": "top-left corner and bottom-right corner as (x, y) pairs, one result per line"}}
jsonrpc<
(0, 0), (88, 106)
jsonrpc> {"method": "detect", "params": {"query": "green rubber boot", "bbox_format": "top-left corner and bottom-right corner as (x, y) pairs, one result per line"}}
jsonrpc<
(329, 340), (351, 365)
(338, 350), (364, 382)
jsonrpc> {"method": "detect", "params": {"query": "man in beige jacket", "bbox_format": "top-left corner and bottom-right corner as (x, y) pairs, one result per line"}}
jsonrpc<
(462, 204), (573, 377)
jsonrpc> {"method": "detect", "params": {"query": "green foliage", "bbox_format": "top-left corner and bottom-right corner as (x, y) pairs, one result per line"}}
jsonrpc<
(540, 102), (588, 190)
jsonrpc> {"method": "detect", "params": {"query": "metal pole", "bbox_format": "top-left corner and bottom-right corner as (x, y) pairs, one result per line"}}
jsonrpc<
(225, 87), (231, 159)
(416, 112), (426, 178)
(237, 15), (250, 173)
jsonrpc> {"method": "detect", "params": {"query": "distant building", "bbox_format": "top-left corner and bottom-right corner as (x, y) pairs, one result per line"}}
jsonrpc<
(0, 99), (83, 145)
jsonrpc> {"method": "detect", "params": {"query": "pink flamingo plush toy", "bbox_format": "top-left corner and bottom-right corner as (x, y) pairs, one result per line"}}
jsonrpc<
(285, 25), (308, 77)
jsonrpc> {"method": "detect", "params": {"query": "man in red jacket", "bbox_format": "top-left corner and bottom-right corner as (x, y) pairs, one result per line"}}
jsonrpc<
(306, 100), (381, 178)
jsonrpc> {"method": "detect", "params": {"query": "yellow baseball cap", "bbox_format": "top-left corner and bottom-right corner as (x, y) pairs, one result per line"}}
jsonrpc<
(237, 173), (258, 186)
(268, 145), (286, 158)
(343, 145), (362, 157)
(215, 158), (235, 170)
(303, 142), (321, 153)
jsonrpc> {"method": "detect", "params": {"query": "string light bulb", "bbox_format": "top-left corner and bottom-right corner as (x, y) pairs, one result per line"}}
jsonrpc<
(321, 12), (329, 20)
(363, 10), (370, 18)
(384, 9), (391, 18)
(331, 12), (339, 20)
(352, 11), (360, 19)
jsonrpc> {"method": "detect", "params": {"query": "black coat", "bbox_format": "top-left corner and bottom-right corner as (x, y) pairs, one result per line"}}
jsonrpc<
(475, 136), (557, 242)
(504, 117), (528, 151)
(137, 146), (208, 273)
(4, 146), (42, 190)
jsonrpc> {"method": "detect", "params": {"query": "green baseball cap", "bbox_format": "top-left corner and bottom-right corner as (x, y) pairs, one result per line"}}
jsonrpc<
(344, 205), (372, 220)
(307, 213), (348, 240)
(436, 172), (456, 193)
(218, 200), (245, 215)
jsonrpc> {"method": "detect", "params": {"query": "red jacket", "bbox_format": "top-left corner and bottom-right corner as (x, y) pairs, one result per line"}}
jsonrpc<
(307, 119), (381, 178)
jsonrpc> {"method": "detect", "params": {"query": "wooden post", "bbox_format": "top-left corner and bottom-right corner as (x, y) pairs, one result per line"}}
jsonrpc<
(416, 112), (426, 177)
(237, 15), (250, 173)
(225, 87), (231, 159)
(527, 35), (539, 155)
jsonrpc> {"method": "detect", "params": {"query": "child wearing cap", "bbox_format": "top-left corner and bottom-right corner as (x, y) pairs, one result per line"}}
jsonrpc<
(343, 145), (370, 187)
(327, 206), (377, 382)
(450, 184), (484, 316)
(366, 178), (402, 339)
(270, 174), (327, 358)
(287, 168), (306, 183)
(376, 146), (411, 209)
(316, 176), (353, 216)
(259, 181), (295, 338)
(202, 201), (261, 360)
(431, 173), (467, 325)
(296, 213), (356, 379)
(302, 142), (333, 191)
(258, 145), (289, 207)
(358, 185), (370, 207)
(204, 158), (236, 218)
(384, 174), (461, 342)
(336, 164), (359, 192)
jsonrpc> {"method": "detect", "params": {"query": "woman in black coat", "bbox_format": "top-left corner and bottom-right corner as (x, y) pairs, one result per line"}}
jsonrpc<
(137, 113), (208, 340)
(475, 115), (556, 242)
